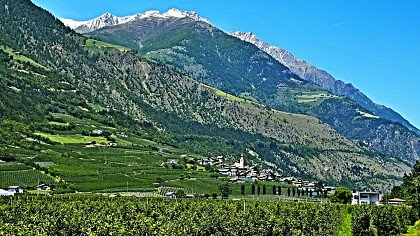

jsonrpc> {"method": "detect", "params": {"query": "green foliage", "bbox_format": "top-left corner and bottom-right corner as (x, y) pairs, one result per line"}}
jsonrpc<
(219, 183), (232, 199)
(0, 196), (348, 235)
(351, 205), (413, 236)
(175, 189), (186, 198)
(330, 187), (353, 204)
(392, 161), (420, 218)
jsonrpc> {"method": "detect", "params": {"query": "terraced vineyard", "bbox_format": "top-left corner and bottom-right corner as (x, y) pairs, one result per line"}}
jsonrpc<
(0, 162), (54, 188)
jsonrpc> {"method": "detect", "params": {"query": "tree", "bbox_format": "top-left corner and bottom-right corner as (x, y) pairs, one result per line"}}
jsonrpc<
(272, 185), (276, 195)
(175, 190), (186, 198)
(287, 188), (291, 197)
(211, 193), (218, 199)
(257, 185), (261, 196)
(219, 183), (232, 199)
(262, 185), (266, 195)
(297, 188), (301, 197)
(392, 161), (420, 218)
(251, 184), (256, 195)
(277, 186), (281, 195)
(292, 188), (296, 197)
(241, 184), (245, 195)
(329, 187), (352, 204)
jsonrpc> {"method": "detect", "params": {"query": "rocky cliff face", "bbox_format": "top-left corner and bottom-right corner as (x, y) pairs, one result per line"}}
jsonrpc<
(229, 32), (420, 136)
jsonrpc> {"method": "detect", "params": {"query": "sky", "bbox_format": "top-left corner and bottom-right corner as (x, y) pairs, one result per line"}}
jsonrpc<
(32, 0), (420, 129)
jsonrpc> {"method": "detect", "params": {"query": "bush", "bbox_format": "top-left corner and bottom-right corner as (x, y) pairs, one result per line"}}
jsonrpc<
(330, 186), (352, 204)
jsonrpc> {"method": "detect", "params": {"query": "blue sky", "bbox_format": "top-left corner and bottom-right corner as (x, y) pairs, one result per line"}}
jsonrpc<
(32, 0), (420, 129)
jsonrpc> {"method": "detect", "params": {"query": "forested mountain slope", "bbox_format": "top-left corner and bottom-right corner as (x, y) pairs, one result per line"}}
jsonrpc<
(0, 0), (411, 189)
(86, 12), (420, 164)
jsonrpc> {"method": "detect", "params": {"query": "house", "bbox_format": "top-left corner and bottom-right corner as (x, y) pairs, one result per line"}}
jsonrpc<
(167, 159), (179, 165)
(36, 184), (51, 191)
(92, 129), (103, 135)
(165, 192), (176, 199)
(386, 198), (406, 206)
(108, 142), (117, 147)
(352, 192), (381, 205)
(8, 186), (24, 194)
(116, 132), (127, 138)
(85, 141), (97, 148)
(0, 189), (14, 196)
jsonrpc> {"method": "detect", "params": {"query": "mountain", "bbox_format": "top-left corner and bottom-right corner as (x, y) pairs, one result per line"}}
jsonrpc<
(228, 32), (420, 136)
(83, 9), (420, 165)
(0, 0), (411, 190)
(60, 9), (212, 34)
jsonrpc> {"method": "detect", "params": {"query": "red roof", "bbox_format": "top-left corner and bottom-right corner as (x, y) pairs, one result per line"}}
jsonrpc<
(388, 198), (406, 202)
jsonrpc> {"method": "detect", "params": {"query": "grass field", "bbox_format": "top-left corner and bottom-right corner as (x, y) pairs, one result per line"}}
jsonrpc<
(34, 132), (109, 144)
(48, 121), (70, 126)
(199, 83), (257, 104)
(85, 39), (131, 53)
(0, 45), (47, 69)
(296, 91), (340, 104)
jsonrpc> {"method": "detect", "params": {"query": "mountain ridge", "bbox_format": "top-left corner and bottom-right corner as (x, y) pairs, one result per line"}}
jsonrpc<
(61, 10), (419, 137)
(229, 31), (420, 136)
(83, 10), (420, 164)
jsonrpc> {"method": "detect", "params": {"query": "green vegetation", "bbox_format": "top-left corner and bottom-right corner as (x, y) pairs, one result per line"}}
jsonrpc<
(0, 196), (346, 235)
(84, 39), (131, 53)
(330, 187), (353, 204)
(0, 196), (414, 235)
(34, 132), (109, 144)
(0, 45), (46, 69)
(338, 214), (352, 236)
(392, 161), (420, 219)
(351, 205), (412, 236)
(0, 162), (54, 188)
(404, 220), (420, 236)
(296, 92), (340, 104)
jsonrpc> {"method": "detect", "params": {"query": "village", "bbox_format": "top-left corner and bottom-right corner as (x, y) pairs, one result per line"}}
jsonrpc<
(0, 154), (407, 206)
(193, 154), (406, 206)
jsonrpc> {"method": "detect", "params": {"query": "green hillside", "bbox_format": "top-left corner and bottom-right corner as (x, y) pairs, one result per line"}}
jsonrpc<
(0, 0), (411, 192)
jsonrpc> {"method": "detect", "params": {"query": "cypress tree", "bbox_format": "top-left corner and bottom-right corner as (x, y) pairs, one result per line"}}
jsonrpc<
(241, 184), (245, 195)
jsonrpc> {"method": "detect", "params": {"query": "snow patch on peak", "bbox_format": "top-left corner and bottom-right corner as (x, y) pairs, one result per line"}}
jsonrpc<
(162, 8), (212, 25)
(59, 8), (212, 33)
(60, 18), (88, 29)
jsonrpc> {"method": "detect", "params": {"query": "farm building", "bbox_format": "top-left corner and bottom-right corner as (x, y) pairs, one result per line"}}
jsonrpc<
(167, 159), (179, 165)
(8, 186), (24, 194)
(165, 192), (176, 199)
(36, 184), (51, 191)
(0, 189), (14, 196)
